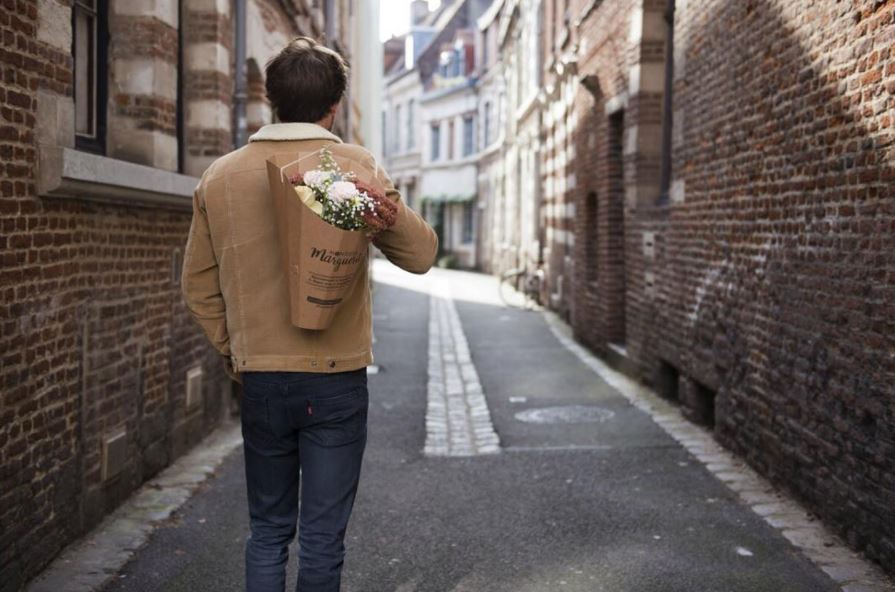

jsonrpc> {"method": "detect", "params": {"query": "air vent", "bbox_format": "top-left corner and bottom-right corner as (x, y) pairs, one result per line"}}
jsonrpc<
(102, 429), (127, 482)
(186, 366), (203, 409)
(172, 247), (183, 285)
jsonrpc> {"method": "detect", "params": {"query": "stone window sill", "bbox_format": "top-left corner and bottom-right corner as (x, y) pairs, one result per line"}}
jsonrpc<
(38, 146), (200, 210)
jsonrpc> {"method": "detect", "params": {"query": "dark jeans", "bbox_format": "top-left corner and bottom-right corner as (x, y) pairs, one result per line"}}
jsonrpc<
(240, 367), (368, 592)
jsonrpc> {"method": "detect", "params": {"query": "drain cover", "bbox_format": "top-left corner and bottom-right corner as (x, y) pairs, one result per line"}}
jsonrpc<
(514, 405), (615, 424)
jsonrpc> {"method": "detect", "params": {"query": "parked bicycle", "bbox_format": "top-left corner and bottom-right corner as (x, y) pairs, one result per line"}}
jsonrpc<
(498, 266), (544, 310)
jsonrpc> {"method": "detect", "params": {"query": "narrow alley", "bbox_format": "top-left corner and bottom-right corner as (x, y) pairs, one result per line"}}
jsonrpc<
(92, 261), (853, 592)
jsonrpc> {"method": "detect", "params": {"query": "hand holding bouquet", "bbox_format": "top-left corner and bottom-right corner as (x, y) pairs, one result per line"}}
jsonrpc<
(287, 148), (397, 236)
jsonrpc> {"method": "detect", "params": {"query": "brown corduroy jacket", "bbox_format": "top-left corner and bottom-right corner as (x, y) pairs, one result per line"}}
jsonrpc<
(180, 122), (438, 384)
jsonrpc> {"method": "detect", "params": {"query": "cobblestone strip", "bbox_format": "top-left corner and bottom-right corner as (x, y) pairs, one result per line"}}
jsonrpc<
(544, 311), (895, 592)
(424, 278), (500, 457)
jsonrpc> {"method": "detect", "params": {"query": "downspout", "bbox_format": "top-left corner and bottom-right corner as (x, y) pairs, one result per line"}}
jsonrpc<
(659, 0), (675, 202)
(233, 0), (248, 147)
(176, 0), (184, 171)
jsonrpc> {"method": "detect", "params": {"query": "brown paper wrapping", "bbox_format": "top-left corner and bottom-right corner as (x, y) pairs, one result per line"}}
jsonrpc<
(266, 150), (382, 330)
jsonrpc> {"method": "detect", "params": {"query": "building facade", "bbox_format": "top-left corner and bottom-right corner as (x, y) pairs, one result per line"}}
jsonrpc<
(382, 0), (490, 268)
(472, 0), (895, 575)
(0, 1), (372, 588)
(419, 30), (479, 268)
(473, 0), (506, 273)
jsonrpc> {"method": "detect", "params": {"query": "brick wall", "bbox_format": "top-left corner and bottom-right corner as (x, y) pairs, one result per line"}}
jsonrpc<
(569, 0), (642, 357)
(0, 3), (231, 589)
(565, 0), (895, 573)
(0, 0), (352, 588)
(653, 0), (895, 570)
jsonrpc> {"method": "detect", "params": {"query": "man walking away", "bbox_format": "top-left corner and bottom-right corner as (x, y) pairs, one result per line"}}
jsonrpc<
(180, 36), (438, 592)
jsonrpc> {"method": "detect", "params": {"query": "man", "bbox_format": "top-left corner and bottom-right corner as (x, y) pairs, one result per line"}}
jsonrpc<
(180, 37), (438, 592)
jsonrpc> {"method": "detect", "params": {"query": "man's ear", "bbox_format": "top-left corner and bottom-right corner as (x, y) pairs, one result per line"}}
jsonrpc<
(324, 102), (340, 130)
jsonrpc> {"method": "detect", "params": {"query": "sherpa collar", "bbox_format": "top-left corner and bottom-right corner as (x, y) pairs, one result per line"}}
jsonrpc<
(248, 122), (343, 143)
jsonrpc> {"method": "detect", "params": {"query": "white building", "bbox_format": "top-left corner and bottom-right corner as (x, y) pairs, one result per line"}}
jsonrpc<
(382, 0), (487, 269)
(474, 0), (542, 277)
(474, 0), (506, 272)
(383, 68), (425, 211)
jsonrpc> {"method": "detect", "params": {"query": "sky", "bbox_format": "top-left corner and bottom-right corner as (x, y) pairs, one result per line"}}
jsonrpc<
(379, 0), (441, 42)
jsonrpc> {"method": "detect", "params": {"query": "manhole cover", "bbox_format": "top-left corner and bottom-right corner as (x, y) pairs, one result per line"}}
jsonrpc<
(514, 405), (615, 424)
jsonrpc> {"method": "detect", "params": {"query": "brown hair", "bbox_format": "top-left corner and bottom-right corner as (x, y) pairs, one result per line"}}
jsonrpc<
(264, 37), (349, 123)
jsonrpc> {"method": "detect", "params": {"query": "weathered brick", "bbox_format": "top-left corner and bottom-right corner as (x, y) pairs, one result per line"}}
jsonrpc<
(538, 0), (895, 576)
(0, 0), (346, 587)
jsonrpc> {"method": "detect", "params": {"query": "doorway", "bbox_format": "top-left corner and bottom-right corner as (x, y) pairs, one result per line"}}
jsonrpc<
(607, 109), (626, 346)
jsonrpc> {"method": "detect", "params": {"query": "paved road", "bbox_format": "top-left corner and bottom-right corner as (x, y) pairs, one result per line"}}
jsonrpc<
(104, 263), (838, 592)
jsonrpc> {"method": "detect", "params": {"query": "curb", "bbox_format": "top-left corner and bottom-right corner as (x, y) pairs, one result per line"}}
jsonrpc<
(543, 310), (895, 592)
(26, 421), (244, 592)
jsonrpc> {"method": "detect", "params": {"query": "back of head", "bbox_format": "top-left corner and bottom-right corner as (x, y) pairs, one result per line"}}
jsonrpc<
(264, 36), (350, 123)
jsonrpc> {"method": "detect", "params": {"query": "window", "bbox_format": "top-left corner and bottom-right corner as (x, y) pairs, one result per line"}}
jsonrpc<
(407, 99), (416, 150)
(448, 120), (455, 160)
(585, 191), (598, 285)
(430, 123), (440, 160)
(382, 110), (388, 157)
(394, 104), (402, 153)
(438, 50), (451, 77)
(407, 99), (415, 149)
(462, 116), (474, 156)
(483, 102), (492, 146)
(462, 201), (474, 243)
(72, 0), (108, 154)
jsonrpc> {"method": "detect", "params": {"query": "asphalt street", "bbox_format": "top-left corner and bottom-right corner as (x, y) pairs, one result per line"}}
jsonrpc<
(102, 263), (838, 592)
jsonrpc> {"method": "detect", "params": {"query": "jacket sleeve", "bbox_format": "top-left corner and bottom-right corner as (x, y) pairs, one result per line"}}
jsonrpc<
(370, 161), (439, 274)
(181, 180), (238, 380)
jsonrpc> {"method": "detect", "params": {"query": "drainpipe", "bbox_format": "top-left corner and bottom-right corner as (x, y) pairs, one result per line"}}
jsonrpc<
(233, 0), (248, 147)
(659, 0), (675, 202)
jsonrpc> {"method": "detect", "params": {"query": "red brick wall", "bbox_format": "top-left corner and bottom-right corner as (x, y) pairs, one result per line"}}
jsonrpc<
(651, 0), (895, 570)
(570, 0), (637, 356)
(0, 3), (230, 589)
(568, 0), (895, 572)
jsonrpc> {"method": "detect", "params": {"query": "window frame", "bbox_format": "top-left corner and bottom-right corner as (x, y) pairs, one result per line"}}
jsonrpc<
(461, 200), (474, 243)
(394, 104), (402, 154)
(462, 115), (474, 157)
(72, 0), (109, 155)
(447, 119), (454, 160)
(407, 99), (415, 150)
(430, 122), (441, 161)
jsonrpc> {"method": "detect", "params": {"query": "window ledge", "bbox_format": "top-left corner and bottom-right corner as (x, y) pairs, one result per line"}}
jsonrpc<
(38, 146), (200, 210)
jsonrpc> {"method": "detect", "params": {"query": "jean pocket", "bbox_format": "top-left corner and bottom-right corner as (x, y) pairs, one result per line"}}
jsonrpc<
(307, 386), (369, 447)
(240, 375), (281, 438)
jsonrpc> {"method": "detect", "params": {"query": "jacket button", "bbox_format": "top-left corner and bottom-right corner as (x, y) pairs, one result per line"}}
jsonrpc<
(310, 360), (318, 368)
(328, 360), (336, 369)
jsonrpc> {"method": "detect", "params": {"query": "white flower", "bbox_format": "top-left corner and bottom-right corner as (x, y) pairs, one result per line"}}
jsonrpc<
(328, 181), (358, 203)
(302, 169), (331, 187)
(294, 185), (324, 216)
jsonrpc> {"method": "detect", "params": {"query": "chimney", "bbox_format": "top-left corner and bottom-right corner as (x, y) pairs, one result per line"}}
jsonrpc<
(410, 0), (429, 25)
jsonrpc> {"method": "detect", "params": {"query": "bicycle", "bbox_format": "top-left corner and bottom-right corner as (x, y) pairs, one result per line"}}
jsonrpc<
(498, 266), (544, 310)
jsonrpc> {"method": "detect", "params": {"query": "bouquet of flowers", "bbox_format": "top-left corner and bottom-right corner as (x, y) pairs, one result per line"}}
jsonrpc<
(287, 148), (397, 234)
(266, 147), (397, 330)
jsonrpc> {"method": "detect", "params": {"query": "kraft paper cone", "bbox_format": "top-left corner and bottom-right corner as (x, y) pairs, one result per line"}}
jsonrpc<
(266, 149), (382, 330)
